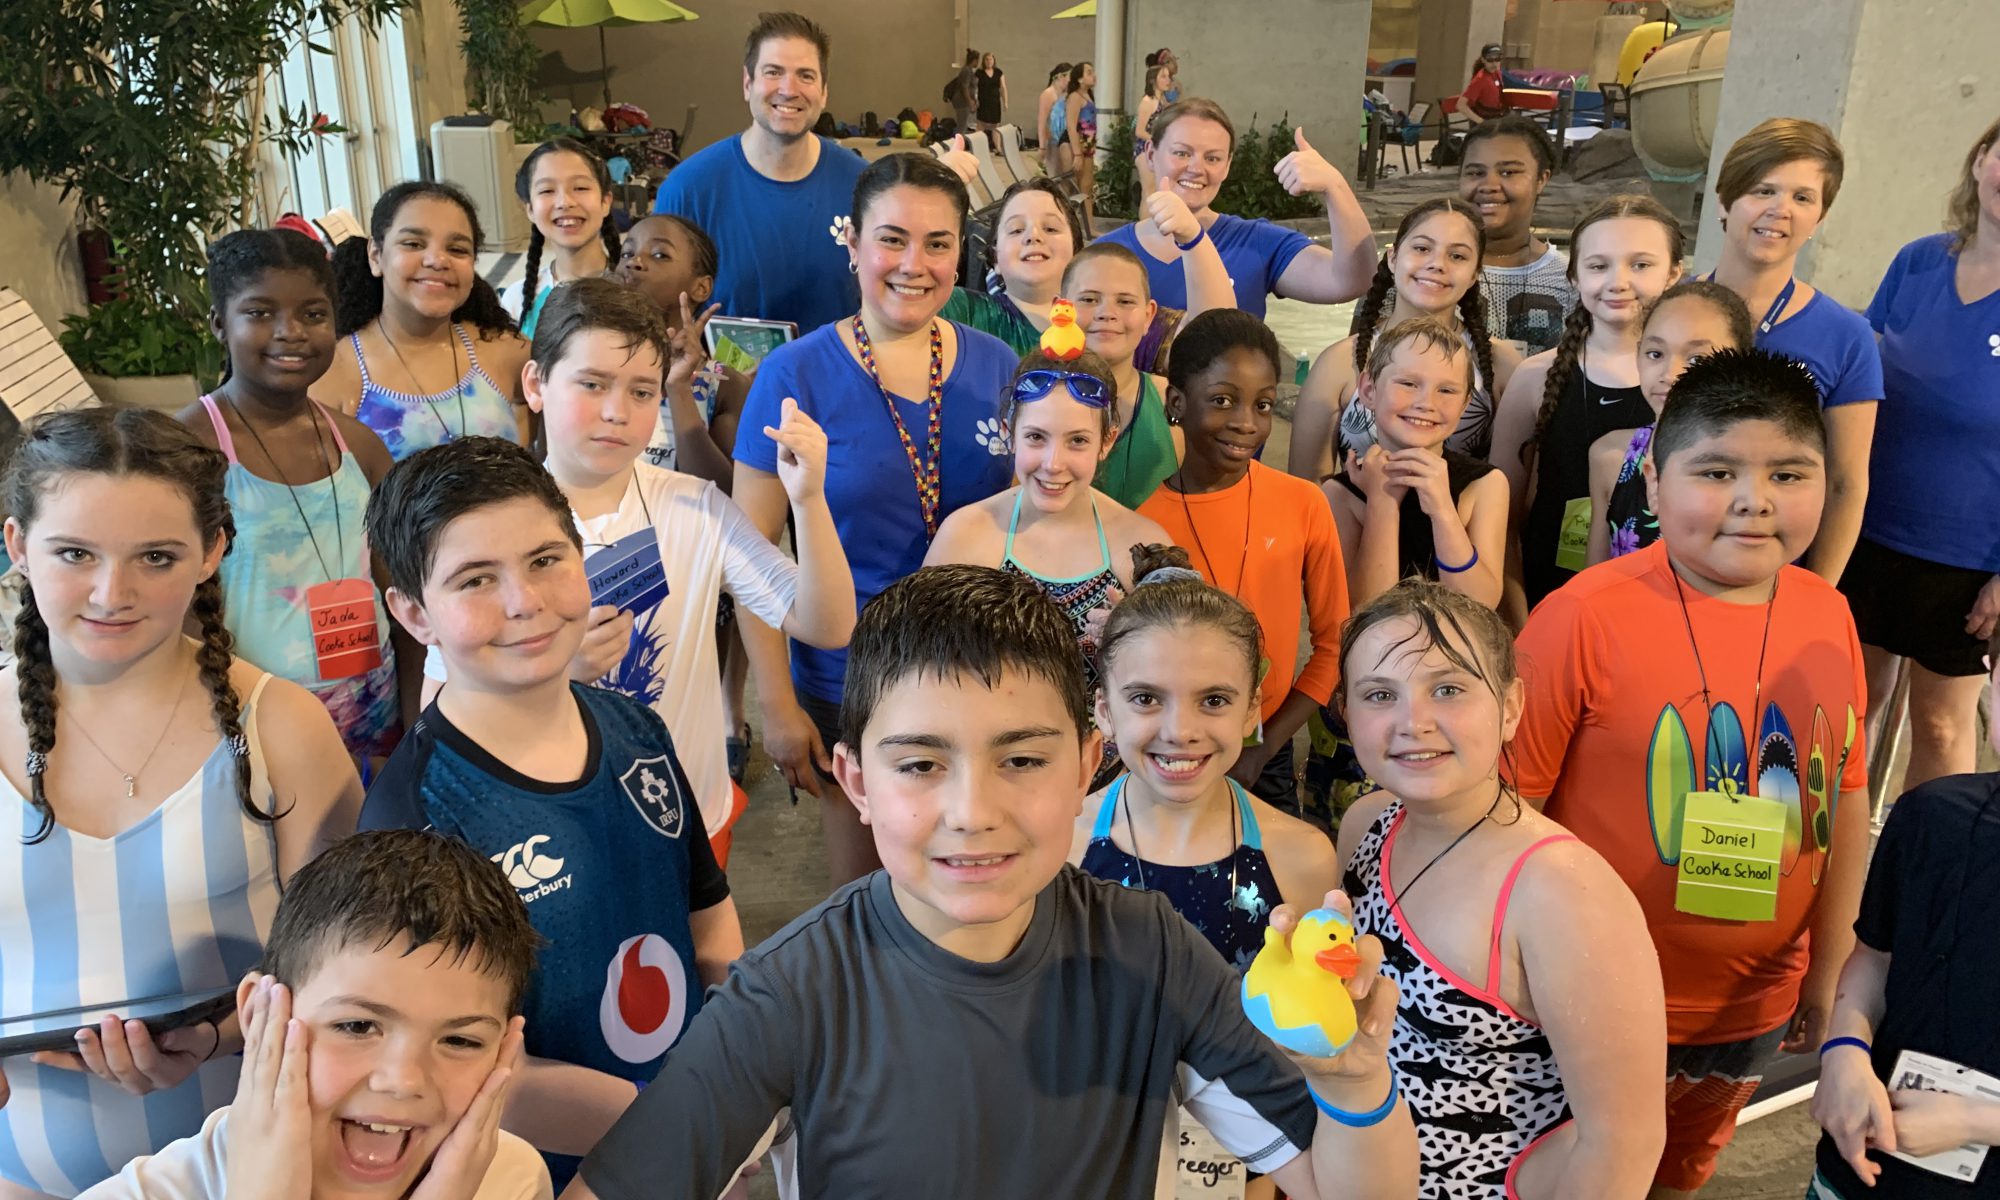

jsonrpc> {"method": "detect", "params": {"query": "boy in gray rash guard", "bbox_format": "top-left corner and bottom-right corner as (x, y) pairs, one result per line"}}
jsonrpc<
(569, 564), (1417, 1199)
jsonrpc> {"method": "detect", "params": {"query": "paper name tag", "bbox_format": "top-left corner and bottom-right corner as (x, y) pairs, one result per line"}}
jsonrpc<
(1555, 496), (1592, 572)
(1176, 1112), (1246, 1200)
(1889, 1049), (1999, 1181)
(1673, 789), (1785, 921)
(585, 527), (669, 615)
(306, 578), (383, 681)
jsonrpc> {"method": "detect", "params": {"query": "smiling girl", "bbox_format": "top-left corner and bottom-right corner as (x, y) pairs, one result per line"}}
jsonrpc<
(505, 138), (621, 338)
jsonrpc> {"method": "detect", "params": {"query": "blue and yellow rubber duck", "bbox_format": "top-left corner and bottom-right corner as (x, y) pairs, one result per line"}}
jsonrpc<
(1241, 907), (1361, 1058)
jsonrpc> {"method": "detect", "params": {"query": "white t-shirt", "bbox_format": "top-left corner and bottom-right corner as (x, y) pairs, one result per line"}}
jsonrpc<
(427, 462), (799, 833)
(77, 1106), (551, 1200)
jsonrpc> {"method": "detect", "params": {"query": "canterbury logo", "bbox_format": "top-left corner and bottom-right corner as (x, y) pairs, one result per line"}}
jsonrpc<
(492, 834), (566, 890)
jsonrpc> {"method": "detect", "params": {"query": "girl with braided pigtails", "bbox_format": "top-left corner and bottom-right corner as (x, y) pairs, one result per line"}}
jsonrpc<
(505, 138), (624, 338)
(1286, 198), (1520, 483)
(1488, 195), (1684, 624)
(0, 408), (360, 1194)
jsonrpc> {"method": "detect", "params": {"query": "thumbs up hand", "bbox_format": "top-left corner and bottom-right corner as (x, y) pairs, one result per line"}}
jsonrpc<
(940, 134), (981, 188)
(1274, 126), (1344, 198)
(1143, 172), (1201, 248)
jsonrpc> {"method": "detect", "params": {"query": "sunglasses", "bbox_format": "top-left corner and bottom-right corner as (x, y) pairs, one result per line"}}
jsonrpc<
(1012, 369), (1112, 408)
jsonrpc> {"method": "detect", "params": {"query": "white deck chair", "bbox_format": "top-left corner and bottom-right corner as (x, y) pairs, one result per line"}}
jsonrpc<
(998, 124), (1040, 180)
(0, 288), (99, 425)
(968, 131), (1013, 194)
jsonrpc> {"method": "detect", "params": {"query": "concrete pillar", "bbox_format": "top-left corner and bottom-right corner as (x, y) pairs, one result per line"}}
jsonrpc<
(1124, 0), (1372, 163)
(1095, 0), (1127, 124)
(1691, 0), (2000, 307)
(1413, 0), (1504, 115)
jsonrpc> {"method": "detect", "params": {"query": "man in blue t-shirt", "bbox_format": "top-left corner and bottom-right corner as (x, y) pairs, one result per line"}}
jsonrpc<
(651, 11), (863, 332)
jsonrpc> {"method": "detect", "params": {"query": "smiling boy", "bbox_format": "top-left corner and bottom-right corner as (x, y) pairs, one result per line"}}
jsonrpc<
(81, 829), (547, 1200)
(357, 438), (742, 1186)
(567, 564), (1417, 1200)
(1513, 348), (1871, 1195)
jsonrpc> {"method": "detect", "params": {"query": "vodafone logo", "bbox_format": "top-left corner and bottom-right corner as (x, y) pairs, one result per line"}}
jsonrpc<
(599, 933), (688, 1064)
(491, 835), (573, 904)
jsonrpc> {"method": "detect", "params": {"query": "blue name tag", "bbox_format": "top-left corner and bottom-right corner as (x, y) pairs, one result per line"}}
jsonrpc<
(585, 527), (670, 615)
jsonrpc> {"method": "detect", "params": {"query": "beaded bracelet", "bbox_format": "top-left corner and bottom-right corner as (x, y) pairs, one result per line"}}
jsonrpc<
(1433, 547), (1479, 574)
(1819, 1036), (1872, 1059)
(1306, 1071), (1400, 1127)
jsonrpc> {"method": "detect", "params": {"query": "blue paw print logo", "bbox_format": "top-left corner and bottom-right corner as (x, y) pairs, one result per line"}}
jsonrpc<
(975, 418), (1009, 455)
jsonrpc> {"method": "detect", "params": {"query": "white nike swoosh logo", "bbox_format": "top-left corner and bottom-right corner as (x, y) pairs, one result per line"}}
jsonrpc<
(1598, 396), (1625, 405)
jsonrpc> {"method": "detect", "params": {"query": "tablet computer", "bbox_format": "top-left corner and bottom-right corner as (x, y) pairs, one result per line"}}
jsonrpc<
(0, 987), (237, 1058)
(703, 315), (798, 371)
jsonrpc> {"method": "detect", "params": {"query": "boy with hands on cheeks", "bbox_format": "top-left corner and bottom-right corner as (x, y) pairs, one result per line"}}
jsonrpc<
(82, 830), (549, 1200)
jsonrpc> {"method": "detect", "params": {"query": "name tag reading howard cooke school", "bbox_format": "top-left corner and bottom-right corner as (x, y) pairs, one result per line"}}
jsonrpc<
(1673, 789), (1785, 922)
(586, 527), (670, 615)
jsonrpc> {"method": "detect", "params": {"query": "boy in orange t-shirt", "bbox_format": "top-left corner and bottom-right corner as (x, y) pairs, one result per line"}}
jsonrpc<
(1139, 310), (1350, 809)
(1512, 348), (1870, 1195)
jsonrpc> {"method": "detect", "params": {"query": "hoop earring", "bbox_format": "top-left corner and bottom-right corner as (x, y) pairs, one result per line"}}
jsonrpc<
(848, 260), (858, 275)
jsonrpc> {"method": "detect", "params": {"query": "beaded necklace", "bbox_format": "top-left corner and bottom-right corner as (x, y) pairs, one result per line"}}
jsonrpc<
(852, 316), (945, 537)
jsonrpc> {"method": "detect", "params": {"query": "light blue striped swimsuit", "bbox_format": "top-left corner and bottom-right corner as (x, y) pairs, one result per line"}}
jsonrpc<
(0, 676), (281, 1195)
(349, 324), (518, 461)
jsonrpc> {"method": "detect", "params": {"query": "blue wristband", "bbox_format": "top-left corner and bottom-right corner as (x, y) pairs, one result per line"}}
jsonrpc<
(1175, 228), (1207, 253)
(1306, 1071), (1400, 1127)
(1433, 547), (1479, 574)
(1819, 1036), (1872, 1059)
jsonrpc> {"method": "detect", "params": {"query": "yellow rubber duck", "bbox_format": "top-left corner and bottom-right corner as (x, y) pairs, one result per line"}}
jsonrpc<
(1041, 298), (1086, 361)
(1241, 907), (1361, 1058)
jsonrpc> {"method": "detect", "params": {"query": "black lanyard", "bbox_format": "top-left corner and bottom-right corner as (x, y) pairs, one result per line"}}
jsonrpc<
(1669, 565), (1778, 795)
(228, 397), (343, 583)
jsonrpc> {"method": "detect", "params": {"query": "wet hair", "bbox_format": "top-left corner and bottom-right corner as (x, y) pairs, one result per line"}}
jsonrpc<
(1524, 194), (1687, 469)
(261, 829), (542, 1013)
(1049, 62), (1072, 85)
(1365, 315), (1473, 394)
(206, 228), (337, 384)
(1144, 63), (1173, 98)
(1149, 97), (1235, 155)
(744, 11), (829, 76)
(1061, 241), (1152, 303)
(529, 276), (670, 378)
(1098, 546), (1262, 687)
(851, 152), (971, 233)
(1460, 116), (1557, 178)
(1651, 347), (1827, 469)
(332, 182), (518, 338)
(990, 178), (1086, 273)
(1066, 61), (1092, 97)
(1005, 348), (1119, 442)
(364, 436), (581, 602)
(514, 139), (623, 321)
(839, 564), (1090, 749)
(1716, 117), (1846, 214)
(1945, 115), (2000, 252)
(1640, 280), (1754, 356)
(4, 409), (259, 844)
(1165, 308), (1282, 396)
(1351, 198), (1494, 403)
(1339, 576), (1517, 702)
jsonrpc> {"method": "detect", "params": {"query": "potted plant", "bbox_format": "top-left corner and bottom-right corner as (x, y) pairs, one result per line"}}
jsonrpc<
(0, 0), (408, 408)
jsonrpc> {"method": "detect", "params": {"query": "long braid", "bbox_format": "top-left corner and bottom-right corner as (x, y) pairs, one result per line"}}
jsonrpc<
(598, 220), (623, 274)
(1349, 255), (1396, 375)
(1456, 279), (1498, 414)
(1523, 304), (1593, 470)
(188, 577), (275, 825)
(518, 225), (546, 325)
(13, 598), (59, 844)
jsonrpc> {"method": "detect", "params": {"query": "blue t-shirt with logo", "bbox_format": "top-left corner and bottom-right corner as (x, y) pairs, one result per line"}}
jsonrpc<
(1095, 213), (1312, 320)
(736, 321), (1016, 703)
(1756, 285), (1883, 409)
(1863, 232), (2000, 573)
(360, 684), (727, 1188)
(651, 134), (864, 333)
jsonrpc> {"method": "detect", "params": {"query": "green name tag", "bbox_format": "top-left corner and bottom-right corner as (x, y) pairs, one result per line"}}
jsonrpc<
(1555, 496), (1592, 572)
(1674, 789), (1786, 921)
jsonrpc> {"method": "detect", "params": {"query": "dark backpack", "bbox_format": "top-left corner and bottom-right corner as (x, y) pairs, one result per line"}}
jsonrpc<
(813, 111), (837, 137)
(861, 110), (881, 137)
(943, 75), (962, 105)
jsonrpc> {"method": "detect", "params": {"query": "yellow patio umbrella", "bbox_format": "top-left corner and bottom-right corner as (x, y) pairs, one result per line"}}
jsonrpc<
(522, 0), (700, 109)
(1051, 0), (1096, 16)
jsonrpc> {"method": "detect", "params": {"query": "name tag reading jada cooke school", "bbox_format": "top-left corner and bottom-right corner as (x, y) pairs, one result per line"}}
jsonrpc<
(585, 527), (670, 614)
(1673, 789), (1786, 922)
(308, 578), (384, 681)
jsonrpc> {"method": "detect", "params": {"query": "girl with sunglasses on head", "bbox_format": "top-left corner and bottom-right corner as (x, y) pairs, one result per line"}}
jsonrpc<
(925, 348), (1173, 786)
